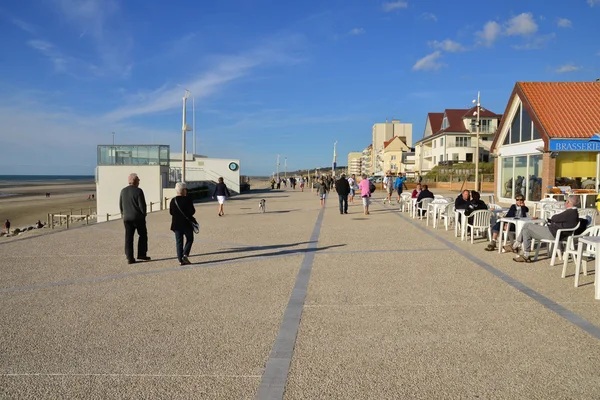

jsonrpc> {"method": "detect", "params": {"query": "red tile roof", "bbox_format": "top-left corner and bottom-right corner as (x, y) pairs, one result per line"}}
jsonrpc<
(519, 82), (600, 138)
(436, 109), (470, 135)
(462, 106), (499, 119)
(383, 136), (406, 149)
(428, 112), (444, 133)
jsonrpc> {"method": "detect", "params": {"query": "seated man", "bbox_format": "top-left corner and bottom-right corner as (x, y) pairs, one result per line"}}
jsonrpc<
(464, 191), (488, 225)
(485, 195), (528, 251)
(455, 190), (471, 210)
(504, 195), (581, 263)
(416, 184), (434, 216)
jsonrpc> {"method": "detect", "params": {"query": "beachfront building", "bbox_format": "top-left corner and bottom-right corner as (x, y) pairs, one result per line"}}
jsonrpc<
(361, 144), (372, 176)
(402, 152), (416, 178)
(347, 152), (362, 176)
(382, 136), (410, 175)
(415, 108), (501, 176)
(96, 145), (241, 222)
(372, 120), (413, 176)
(491, 81), (600, 205)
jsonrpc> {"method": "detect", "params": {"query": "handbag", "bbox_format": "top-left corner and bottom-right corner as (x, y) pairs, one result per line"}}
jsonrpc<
(173, 197), (199, 234)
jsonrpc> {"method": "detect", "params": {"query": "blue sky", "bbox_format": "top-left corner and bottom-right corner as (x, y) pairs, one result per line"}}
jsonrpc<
(0, 0), (598, 176)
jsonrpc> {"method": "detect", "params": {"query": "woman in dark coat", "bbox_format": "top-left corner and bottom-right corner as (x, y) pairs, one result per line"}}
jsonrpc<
(170, 182), (196, 265)
(212, 177), (231, 216)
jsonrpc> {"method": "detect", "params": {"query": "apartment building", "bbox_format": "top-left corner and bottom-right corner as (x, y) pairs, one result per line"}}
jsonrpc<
(347, 152), (362, 176)
(382, 136), (410, 174)
(415, 107), (501, 175)
(372, 119), (413, 175)
(361, 144), (372, 176)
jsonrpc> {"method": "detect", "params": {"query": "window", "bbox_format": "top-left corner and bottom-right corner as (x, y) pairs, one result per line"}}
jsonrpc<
(440, 154), (444, 162)
(466, 153), (473, 162)
(452, 153), (459, 162)
(501, 157), (514, 197)
(510, 105), (521, 144)
(391, 155), (396, 161)
(481, 119), (492, 133)
(501, 154), (544, 201)
(522, 107), (533, 142)
(442, 115), (449, 129)
(456, 137), (471, 147)
(433, 156), (436, 164)
(440, 138), (444, 146)
(482, 136), (488, 141)
(433, 140), (436, 149)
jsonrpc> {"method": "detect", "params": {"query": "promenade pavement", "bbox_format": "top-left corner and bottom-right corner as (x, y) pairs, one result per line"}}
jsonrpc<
(1, 186), (599, 399)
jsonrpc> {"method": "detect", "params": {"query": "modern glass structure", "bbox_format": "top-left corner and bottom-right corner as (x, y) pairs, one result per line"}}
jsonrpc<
(97, 145), (170, 166)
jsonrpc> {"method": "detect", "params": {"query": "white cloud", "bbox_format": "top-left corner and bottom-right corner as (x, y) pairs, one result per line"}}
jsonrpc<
(555, 64), (581, 73)
(429, 39), (465, 52)
(505, 13), (538, 36)
(421, 12), (437, 22)
(382, 1), (408, 12)
(348, 28), (365, 35)
(512, 33), (556, 50)
(588, 0), (600, 6)
(11, 18), (37, 34)
(557, 18), (572, 28)
(54, 0), (133, 77)
(477, 21), (502, 47)
(105, 35), (305, 121)
(27, 39), (102, 76)
(412, 51), (444, 71)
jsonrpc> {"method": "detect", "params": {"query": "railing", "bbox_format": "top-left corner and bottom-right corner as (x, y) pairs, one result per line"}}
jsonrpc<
(49, 201), (162, 229)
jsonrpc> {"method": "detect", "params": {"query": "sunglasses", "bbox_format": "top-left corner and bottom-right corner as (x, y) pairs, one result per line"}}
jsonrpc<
(516, 198), (524, 201)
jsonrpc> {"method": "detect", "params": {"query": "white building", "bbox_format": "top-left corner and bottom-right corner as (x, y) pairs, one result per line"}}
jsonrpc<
(372, 120), (413, 175)
(347, 152), (362, 176)
(415, 108), (501, 175)
(96, 145), (241, 222)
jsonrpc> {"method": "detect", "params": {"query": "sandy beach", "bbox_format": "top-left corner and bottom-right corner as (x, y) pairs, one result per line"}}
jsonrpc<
(0, 182), (96, 229)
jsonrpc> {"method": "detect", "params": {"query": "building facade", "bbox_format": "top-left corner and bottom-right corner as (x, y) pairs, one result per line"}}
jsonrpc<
(415, 108), (501, 175)
(491, 81), (600, 206)
(371, 120), (413, 175)
(347, 152), (362, 176)
(382, 136), (410, 174)
(361, 144), (372, 176)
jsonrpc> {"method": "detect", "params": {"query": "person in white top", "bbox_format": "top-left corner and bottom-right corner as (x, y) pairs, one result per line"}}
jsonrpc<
(383, 171), (394, 204)
(347, 174), (356, 204)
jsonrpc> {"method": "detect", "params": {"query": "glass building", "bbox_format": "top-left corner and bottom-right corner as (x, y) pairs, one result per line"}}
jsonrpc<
(97, 145), (170, 166)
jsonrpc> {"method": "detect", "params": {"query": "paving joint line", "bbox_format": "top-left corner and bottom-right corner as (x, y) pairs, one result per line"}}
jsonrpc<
(385, 204), (600, 340)
(255, 206), (325, 399)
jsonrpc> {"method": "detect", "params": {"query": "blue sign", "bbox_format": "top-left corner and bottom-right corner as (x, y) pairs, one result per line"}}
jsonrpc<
(549, 139), (600, 152)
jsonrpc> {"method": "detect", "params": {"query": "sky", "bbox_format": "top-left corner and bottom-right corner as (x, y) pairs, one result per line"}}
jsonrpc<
(0, 0), (599, 176)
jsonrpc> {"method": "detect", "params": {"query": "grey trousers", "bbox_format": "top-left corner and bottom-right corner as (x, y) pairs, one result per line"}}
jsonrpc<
(517, 224), (554, 256)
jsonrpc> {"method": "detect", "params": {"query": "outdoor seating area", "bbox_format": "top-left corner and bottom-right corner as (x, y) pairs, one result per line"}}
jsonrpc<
(399, 191), (599, 300)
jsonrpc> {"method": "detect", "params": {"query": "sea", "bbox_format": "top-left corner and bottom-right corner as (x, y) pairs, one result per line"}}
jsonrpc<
(0, 175), (95, 196)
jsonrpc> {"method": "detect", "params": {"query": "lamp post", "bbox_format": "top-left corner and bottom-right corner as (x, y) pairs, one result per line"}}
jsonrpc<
(276, 154), (280, 179)
(332, 140), (338, 177)
(192, 96), (196, 157)
(112, 132), (115, 145)
(472, 91), (481, 192)
(284, 157), (287, 179)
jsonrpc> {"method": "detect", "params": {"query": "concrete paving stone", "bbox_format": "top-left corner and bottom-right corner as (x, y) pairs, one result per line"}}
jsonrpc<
(0, 375), (259, 399)
(286, 305), (600, 399)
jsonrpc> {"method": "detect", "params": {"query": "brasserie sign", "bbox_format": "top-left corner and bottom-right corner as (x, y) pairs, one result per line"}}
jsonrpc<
(549, 139), (600, 152)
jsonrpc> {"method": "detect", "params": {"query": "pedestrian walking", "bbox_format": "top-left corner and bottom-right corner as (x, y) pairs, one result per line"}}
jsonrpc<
(212, 177), (231, 216)
(318, 178), (329, 207)
(383, 171), (394, 204)
(394, 173), (407, 203)
(170, 182), (196, 266)
(358, 174), (372, 215)
(335, 174), (350, 214)
(4, 219), (10, 234)
(119, 173), (150, 264)
(348, 174), (357, 204)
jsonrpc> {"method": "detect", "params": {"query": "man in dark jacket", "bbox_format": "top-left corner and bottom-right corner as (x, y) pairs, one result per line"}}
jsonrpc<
(335, 174), (351, 214)
(416, 184), (434, 216)
(464, 191), (488, 225)
(485, 195), (529, 251)
(505, 195), (580, 262)
(455, 190), (471, 210)
(119, 173), (149, 264)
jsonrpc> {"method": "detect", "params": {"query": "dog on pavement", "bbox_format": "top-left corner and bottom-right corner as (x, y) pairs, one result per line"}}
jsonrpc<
(259, 199), (266, 213)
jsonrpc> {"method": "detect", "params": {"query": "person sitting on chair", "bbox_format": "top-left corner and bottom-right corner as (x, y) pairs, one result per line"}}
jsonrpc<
(464, 191), (488, 225)
(504, 195), (581, 263)
(416, 184), (434, 217)
(485, 195), (528, 251)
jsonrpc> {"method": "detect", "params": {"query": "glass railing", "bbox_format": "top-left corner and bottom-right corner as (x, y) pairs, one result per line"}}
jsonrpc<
(97, 145), (170, 166)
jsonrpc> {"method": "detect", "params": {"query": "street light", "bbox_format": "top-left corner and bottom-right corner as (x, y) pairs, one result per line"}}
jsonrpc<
(472, 91), (481, 192)
(179, 87), (193, 183)
(284, 157), (287, 179)
(332, 140), (338, 177)
(276, 154), (280, 179)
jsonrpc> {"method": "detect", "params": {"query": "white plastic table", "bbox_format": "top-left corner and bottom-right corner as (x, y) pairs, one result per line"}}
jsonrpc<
(497, 217), (546, 253)
(426, 201), (449, 228)
(575, 236), (600, 300)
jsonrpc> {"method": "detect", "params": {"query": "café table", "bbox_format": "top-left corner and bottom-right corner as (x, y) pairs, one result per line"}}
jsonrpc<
(574, 236), (600, 300)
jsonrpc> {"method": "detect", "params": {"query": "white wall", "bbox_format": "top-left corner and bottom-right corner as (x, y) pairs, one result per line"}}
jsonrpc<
(170, 157), (241, 193)
(96, 165), (166, 222)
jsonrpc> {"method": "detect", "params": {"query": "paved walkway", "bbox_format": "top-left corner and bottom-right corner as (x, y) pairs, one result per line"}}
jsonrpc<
(1, 187), (599, 399)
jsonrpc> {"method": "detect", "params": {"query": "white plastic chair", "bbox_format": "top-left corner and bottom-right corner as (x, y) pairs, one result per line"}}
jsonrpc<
(434, 194), (444, 200)
(440, 203), (456, 231)
(426, 199), (448, 227)
(561, 225), (600, 284)
(466, 210), (492, 244)
(416, 198), (433, 220)
(578, 208), (598, 225)
(534, 198), (558, 218)
(533, 221), (581, 266)
(399, 193), (411, 212)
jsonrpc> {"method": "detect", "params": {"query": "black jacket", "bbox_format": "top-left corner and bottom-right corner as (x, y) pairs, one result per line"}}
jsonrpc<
(170, 196), (196, 231)
(416, 189), (434, 204)
(335, 178), (351, 196)
(455, 195), (470, 210)
(548, 208), (579, 237)
(213, 182), (231, 197)
(464, 200), (488, 224)
(505, 204), (529, 218)
(119, 185), (147, 222)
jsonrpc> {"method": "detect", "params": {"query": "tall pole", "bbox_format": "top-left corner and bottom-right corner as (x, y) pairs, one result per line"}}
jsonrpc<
(276, 154), (280, 179)
(192, 97), (196, 157)
(284, 157), (287, 179)
(332, 140), (338, 177)
(182, 95), (187, 183)
(475, 91), (481, 192)
(112, 132), (115, 145)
